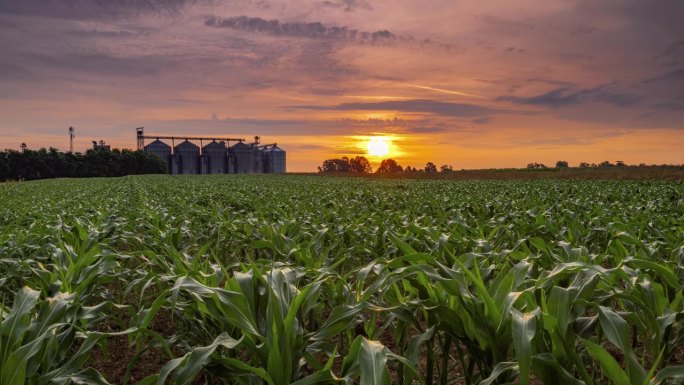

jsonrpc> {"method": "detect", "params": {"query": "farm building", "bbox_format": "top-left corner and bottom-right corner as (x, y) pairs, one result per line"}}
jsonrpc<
(143, 139), (172, 171)
(202, 141), (227, 174)
(263, 145), (286, 174)
(137, 128), (286, 175)
(173, 140), (200, 175)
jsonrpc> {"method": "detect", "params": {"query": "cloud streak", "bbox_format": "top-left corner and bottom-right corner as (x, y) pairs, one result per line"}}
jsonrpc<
(0, 0), (195, 20)
(498, 84), (640, 108)
(289, 99), (502, 117)
(205, 15), (397, 43)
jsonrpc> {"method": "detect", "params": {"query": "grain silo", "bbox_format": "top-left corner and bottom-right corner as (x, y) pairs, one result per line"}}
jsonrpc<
(230, 141), (254, 173)
(263, 145), (286, 173)
(202, 141), (227, 174)
(174, 140), (200, 174)
(144, 139), (172, 173)
(137, 128), (285, 175)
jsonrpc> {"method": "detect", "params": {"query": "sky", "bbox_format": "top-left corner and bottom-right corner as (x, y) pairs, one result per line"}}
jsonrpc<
(0, 0), (683, 171)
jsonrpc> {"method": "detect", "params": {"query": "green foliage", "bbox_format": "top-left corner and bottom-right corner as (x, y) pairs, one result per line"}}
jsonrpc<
(0, 176), (682, 384)
(0, 148), (167, 181)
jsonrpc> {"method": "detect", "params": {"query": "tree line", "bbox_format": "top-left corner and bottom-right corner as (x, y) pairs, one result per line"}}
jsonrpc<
(527, 160), (660, 169)
(0, 148), (168, 182)
(318, 156), (454, 174)
(319, 157), (681, 175)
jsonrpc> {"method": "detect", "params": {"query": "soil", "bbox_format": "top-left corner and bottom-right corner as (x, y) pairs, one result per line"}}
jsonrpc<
(88, 309), (180, 385)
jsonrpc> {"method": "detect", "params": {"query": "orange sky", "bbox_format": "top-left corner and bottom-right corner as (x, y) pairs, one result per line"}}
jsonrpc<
(0, 0), (682, 171)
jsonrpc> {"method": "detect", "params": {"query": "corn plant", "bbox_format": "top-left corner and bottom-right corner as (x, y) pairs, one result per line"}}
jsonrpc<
(0, 176), (682, 384)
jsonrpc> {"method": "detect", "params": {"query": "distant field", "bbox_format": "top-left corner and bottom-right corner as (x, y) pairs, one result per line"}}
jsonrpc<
(306, 165), (684, 180)
(0, 175), (682, 384)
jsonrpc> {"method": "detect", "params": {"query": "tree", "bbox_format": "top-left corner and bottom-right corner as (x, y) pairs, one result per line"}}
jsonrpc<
(318, 157), (351, 172)
(318, 156), (372, 173)
(440, 164), (453, 172)
(424, 162), (437, 173)
(578, 162), (590, 168)
(527, 162), (547, 169)
(0, 148), (167, 182)
(555, 160), (569, 168)
(376, 159), (403, 173)
(349, 156), (372, 173)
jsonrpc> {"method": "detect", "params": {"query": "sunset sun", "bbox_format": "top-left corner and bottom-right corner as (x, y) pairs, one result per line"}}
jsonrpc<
(366, 136), (392, 157)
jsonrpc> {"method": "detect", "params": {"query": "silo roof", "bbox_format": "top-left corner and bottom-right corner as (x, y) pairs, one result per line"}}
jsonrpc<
(175, 140), (199, 150)
(231, 141), (249, 149)
(203, 141), (226, 150)
(145, 139), (171, 149)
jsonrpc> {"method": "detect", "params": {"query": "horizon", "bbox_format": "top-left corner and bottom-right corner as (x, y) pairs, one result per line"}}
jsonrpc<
(1, 0), (683, 171)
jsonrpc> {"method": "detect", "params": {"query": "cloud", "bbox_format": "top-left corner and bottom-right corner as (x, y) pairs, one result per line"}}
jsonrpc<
(648, 102), (684, 111)
(654, 39), (684, 66)
(64, 29), (138, 38)
(503, 47), (526, 54)
(23, 52), (173, 77)
(498, 84), (639, 108)
(642, 67), (684, 83)
(341, 117), (411, 126)
(318, 0), (372, 12)
(402, 125), (451, 134)
(0, 0), (195, 20)
(205, 15), (397, 43)
(289, 99), (501, 117)
(337, 116), (460, 135)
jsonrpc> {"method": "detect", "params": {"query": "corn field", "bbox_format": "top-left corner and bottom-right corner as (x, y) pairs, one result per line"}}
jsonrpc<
(0, 175), (682, 385)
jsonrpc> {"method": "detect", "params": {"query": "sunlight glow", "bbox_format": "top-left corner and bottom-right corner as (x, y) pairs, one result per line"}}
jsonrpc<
(366, 136), (392, 157)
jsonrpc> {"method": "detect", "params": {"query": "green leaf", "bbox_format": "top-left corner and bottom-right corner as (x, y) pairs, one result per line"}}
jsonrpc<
(312, 304), (365, 341)
(625, 259), (681, 289)
(598, 306), (630, 353)
(511, 308), (539, 385)
(582, 339), (630, 385)
(55, 368), (111, 385)
(359, 338), (390, 385)
(158, 333), (243, 385)
(479, 362), (519, 385)
(1, 287), (40, 349)
(649, 366), (684, 385)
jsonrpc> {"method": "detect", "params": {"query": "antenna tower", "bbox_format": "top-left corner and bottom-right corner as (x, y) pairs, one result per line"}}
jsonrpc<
(68, 126), (75, 152)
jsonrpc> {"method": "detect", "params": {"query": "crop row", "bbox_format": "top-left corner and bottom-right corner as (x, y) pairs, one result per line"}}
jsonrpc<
(0, 175), (682, 384)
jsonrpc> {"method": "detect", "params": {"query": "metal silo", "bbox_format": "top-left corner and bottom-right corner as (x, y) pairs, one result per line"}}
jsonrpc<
(143, 139), (172, 173)
(230, 141), (254, 173)
(264, 145), (286, 173)
(174, 140), (200, 174)
(202, 140), (227, 174)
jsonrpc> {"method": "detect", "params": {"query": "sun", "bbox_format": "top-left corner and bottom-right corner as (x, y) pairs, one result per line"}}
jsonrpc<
(366, 136), (391, 157)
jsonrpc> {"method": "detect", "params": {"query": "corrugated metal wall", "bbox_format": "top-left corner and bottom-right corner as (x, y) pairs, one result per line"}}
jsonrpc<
(143, 139), (172, 173)
(202, 141), (227, 174)
(174, 141), (200, 174)
(264, 146), (286, 174)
